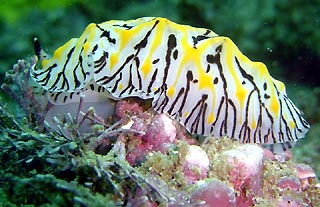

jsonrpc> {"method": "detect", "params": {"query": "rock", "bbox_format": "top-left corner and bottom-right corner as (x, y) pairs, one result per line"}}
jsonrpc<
(277, 195), (305, 207)
(191, 180), (236, 207)
(223, 144), (264, 207)
(143, 114), (176, 152)
(276, 176), (301, 191)
(294, 163), (317, 190)
(181, 145), (210, 184)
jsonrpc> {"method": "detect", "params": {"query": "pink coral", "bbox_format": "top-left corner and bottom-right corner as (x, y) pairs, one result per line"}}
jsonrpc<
(191, 180), (236, 207)
(115, 100), (144, 118)
(116, 101), (177, 165)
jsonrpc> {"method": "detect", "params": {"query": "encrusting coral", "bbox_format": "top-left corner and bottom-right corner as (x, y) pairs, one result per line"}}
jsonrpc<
(0, 58), (319, 206)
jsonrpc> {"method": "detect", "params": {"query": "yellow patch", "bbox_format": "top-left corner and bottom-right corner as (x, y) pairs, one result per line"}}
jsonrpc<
(141, 62), (152, 79)
(118, 83), (123, 90)
(42, 59), (49, 68)
(207, 112), (214, 124)
(109, 53), (118, 70)
(53, 44), (67, 60)
(167, 86), (175, 98)
(53, 39), (77, 63)
(251, 116), (256, 129)
(83, 41), (90, 55)
(198, 69), (214, 90)
(290, 120), (295, 129)
(270, 96), (280, 117)
(235, 87), (247, 106)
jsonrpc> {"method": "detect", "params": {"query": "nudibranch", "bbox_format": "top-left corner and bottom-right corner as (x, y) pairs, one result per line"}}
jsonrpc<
(30, 17), (310, 153)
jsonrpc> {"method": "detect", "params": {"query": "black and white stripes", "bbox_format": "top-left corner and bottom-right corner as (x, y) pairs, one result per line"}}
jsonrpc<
(30, 17), (310, 152)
